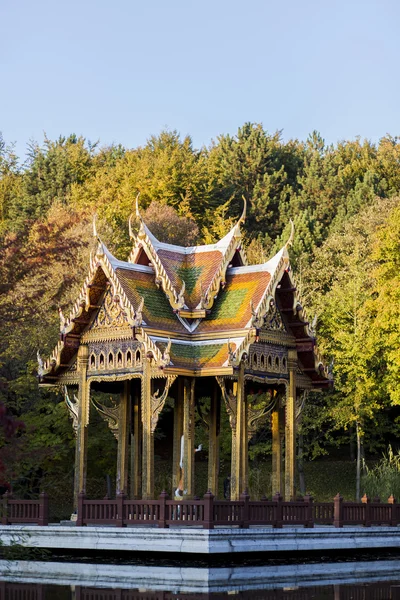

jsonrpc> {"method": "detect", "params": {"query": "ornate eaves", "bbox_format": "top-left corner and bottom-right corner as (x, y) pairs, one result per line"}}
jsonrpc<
(225, 222), (331, 385)
(40, 240), (168, 378)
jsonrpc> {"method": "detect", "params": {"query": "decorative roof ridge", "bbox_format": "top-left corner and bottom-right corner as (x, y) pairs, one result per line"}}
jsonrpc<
(135, 223), (238, 255)
(196, 197), (248, 310)
(243, 220), (295, 328)
(104, 247), (154, 274)
(128, 196), (248, 314)
(95, 243), (172, 366)
(226, 224), (294, 367)
(130, 195), (247, 257)
(236, 247), (289, 336)
(126, 195), (187, 314)
(228, 248), (286, 276)
(226, 223), (331, 381)
(129, 222), (187, 313)
(278, 269), (330, 379)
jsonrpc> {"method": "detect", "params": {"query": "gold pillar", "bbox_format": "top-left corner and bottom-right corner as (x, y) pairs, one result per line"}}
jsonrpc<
(172, 379), (184, 495)
(130, 381), (142, 498)
(116, 381), (130, 494)
(141, 357), (154, 499)
(241, 382), (248, 493)
(231, 361), (247, 500)
(285, 349), (297, 500)
(183, 377), (195, 497)
(74, 345), (90, 511)
(207, 381), (220, 495)
(271, 398), (283, 494)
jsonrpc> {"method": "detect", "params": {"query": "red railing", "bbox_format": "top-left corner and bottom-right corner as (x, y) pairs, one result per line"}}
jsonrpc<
(1, 491), (48, 526)
(3, 490), (400, 529)
(74, 491), (400, 529)
(313, 501), (334, 525)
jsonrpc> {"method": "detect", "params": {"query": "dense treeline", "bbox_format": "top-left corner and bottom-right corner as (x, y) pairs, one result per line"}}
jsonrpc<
(0, 125), (399, 503)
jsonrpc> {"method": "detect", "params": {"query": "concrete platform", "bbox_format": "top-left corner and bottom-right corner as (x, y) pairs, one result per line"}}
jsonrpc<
(2, 524), (400, 554)
(2, 559), (400, 592)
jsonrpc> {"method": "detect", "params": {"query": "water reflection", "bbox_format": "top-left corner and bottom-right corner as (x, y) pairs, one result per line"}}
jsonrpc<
(2, 582), (400, 599)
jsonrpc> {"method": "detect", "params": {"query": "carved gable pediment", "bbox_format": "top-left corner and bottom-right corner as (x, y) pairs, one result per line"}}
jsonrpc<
(90, 288), (130, 331)
(261, 299), (287, 333)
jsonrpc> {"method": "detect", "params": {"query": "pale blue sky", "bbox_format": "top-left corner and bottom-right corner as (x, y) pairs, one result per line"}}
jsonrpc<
(1, 0), (399, 158)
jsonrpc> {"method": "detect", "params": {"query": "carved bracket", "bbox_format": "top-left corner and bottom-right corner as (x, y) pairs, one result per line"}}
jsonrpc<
(216, 376), (237, 431)
(64, 385), (79, 435)
(150, 375), (177, 432)
(296, 390), (309, 421)
(247, 392), (278, 439)
(91, 396), (120, 439)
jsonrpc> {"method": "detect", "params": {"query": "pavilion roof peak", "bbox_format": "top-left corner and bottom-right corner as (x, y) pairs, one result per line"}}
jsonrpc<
(129, 195), (247, 256)
(133, 220), (240, 256)
(128, 197), (248, 316)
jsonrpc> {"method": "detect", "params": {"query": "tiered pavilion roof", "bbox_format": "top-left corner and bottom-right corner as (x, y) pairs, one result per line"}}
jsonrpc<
(40, 201), (329, 386)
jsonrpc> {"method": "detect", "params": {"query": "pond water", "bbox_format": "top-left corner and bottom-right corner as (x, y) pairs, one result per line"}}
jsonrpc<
(3, 556), (400, 600)
(2, 581), (400, 599)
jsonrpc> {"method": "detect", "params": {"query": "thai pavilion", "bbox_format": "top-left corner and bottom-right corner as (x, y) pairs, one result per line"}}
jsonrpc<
(38, 199), (330, 511)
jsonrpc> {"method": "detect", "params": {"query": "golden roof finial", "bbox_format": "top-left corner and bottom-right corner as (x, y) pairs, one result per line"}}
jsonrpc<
(135, 192), (141, 220)
(128, 213), (135, 239)
(285, 219), (295, 248)
(238, 195), (247, 225)
(92, 213), (98, 238)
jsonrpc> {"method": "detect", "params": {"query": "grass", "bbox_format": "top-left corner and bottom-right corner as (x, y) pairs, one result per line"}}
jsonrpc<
(153, 457), (358, 501)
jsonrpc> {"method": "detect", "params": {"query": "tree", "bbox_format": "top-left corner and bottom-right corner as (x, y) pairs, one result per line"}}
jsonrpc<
(306, 198), (398, 498)
(7, 135), (95, 232)
(369, 200), (400, 405)
(207, 123), (304, 251)
(0, 402), (23, 484)
(139, 201), (199, 246)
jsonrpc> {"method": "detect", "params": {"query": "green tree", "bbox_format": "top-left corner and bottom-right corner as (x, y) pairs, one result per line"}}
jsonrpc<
(306, 199), (398, 498)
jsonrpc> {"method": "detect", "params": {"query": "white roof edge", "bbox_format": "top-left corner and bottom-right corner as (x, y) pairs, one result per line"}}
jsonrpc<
(149, 335), (245, 347)
(229, 247), (286, 275)
(103, 244), (154, 273)
(143, 222), (236, 255)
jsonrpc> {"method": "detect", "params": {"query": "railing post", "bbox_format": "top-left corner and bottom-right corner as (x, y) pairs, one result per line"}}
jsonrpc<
(240, 489), (250, 529)
(203, 490), (214, 529)
(76, 491), (85, 527)
(158, 490), (169, 528)
(388, 495), (397, 526)
(38, 492), (48, 526)
(116, 492), (126, 527)
(334, 493), (343, 528)
(1, 492), (9, 525)
(273, 492), (283, 528)
(304, 494), (314, 528)
(361, 493), (371, 527)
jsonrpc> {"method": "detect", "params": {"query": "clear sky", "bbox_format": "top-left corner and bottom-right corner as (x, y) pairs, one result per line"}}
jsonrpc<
(1, 0), (399, 158)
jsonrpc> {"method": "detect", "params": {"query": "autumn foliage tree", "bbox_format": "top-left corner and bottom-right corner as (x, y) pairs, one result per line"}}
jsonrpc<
(1, 125), (400, 503)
